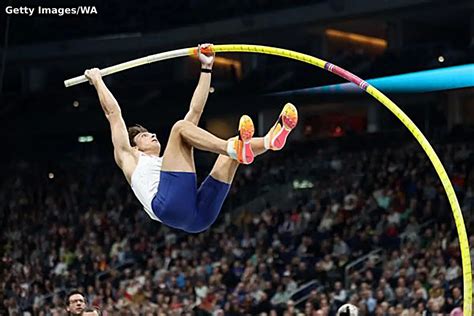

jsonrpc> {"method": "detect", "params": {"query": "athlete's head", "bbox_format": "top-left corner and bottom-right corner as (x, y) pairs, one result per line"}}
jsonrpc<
(128, 124), (161, 153)
(65, 290), (86, 315)
(337, 303), (358, 316)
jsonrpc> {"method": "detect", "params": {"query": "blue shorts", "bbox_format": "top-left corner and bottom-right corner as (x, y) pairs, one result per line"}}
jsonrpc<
(151, 171), (231, 233)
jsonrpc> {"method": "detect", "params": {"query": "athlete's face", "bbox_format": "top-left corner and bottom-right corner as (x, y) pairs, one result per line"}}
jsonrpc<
(134, 132), (161, 153)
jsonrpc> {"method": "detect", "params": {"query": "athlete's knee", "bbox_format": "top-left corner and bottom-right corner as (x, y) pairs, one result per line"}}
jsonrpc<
(171, 120), (192, 136)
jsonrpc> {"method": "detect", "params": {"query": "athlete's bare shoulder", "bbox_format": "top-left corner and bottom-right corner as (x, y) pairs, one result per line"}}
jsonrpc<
(115, 148), (140, 185)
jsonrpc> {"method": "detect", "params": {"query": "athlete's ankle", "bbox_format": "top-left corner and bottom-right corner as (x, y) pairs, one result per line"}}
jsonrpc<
(264, 133), (271, 150)
(227, 138), (238, 160)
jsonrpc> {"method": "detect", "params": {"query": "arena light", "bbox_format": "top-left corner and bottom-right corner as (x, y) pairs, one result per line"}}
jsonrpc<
(78, 135), (94, 143)
(293, 179), (314, 189)
(325, 28), (387, 49)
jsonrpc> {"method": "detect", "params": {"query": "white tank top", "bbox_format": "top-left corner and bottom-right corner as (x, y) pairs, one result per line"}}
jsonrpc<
(131, 152), (163, 222)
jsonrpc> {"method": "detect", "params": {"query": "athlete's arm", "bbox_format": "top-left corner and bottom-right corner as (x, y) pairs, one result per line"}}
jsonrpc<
(184, 44), (215, 125)
(85, 69), (136, 170)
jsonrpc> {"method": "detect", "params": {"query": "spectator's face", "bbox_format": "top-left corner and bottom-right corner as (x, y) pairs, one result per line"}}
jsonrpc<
(415, 289), (424, 298)
(428, 298), (440, 312)
(397, 277), (405, 287)
(413, 280), (421, 289)
(66, 294), (86, 314)
(320, 298), (328, 307)
(375, 306), (384, 315)
(376, 289), (384, 300)
(436, 257), (444, 266)
(452, 287), (461, 298)
(287, 300), (294, 310)
(379, 278), (386, 287)
(395, 304), (403, 314)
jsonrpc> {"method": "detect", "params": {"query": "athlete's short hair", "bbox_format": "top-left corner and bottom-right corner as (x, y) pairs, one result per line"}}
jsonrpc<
(128, 124), (148, 146)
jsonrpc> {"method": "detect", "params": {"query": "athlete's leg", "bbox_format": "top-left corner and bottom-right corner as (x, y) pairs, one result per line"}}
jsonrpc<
(183, 104), (299, 232)
(152, 122), (220, 228)
(251, 137), (267, 157)
(209, 137), (266, 183)
(181, 136), (268, 233)
(161, 120), (226, 173)
(161, 116), (255, 172)
(194, 102), (297, 174)
(204, 102), (298, 176)
(182, 138), (266, 233)
(159, 44), (213, 173)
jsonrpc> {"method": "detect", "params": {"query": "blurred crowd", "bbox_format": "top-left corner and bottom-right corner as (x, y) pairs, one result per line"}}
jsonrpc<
(1, 137), (473, 315)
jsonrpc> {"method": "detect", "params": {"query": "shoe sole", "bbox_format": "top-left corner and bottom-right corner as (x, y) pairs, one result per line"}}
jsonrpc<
(281, 103), (298, 130)
(238, 115), (255, 164)
(271, 103), (298, 150)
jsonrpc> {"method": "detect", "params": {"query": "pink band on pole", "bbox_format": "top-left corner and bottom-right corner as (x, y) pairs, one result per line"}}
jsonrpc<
(324, 62), (369, 91)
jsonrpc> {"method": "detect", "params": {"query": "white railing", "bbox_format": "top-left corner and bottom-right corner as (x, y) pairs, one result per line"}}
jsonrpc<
(344, 248), (383, 289)
(293, 280), (321, 306)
